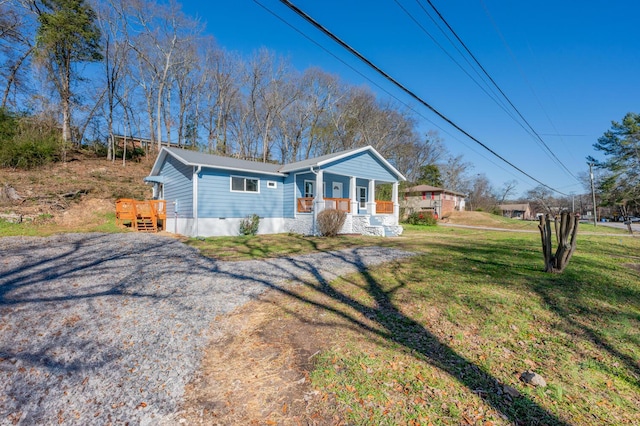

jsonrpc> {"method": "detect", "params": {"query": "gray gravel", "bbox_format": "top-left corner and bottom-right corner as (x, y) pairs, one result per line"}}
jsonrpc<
(0, 233), (413, 425)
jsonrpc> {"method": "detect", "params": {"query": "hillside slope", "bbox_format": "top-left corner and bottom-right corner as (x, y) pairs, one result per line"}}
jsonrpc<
(0, 150), (153, 228)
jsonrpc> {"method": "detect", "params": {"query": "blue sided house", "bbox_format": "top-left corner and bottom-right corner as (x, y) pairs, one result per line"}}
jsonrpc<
(144, 145), (406, 237)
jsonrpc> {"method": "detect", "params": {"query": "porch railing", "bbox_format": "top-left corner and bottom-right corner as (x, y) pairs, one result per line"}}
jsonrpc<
(324, 197), (350, 213)
(297, 197), (394, 214)
(297, 197), (314, 213)
(296, 197), (351, 213)
(376, 200), (394, 214)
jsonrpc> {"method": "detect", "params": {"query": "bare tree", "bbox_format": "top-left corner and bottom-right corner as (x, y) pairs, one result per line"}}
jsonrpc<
(440, 154), (472, 194)
(201, 45), (241, 154)
(246, 49), (295, 162)
(497, 179), (518, 205)
(394, 131), (445, 183)
(538, 212), (579, 273)
(526, 185), (558, 215)
(125, 0), (201, 151)
(96, 0), (130, 160)
(0, 0), (36, 109)
(272, 67), (340, 163)
(467, 174), (496, 212)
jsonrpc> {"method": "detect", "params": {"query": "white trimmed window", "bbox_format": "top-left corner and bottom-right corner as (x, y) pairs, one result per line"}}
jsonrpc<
(357, 186), (367, 209)
(304, 180), (315, 198)
(231, 176), (260, 193)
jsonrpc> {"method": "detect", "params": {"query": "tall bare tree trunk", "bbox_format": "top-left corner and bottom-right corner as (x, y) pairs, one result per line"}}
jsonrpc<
(538, 212), (579, 273)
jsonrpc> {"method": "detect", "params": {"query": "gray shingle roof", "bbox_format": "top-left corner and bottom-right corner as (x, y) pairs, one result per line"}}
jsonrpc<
(163, 147), (284, 175)
(150, 145), (405, 181)
(402, 184), (466, 197)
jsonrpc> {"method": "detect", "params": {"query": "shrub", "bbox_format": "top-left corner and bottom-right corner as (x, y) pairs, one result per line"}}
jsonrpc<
(317, 208), (346, 237)
(0, 110), (62, 169)
(405, 211), (437, 226)
(239, 213), (260, 236)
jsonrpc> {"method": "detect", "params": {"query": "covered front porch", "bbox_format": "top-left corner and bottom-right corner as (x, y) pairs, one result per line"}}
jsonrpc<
(293, 169), (402, 236)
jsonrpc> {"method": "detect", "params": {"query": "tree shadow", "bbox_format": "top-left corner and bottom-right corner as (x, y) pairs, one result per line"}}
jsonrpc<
(406, 237), (640, 389)
(196, 247), (570, 425)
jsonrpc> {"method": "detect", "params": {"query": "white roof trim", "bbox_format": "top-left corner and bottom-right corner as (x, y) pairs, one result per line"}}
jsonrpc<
(316, 145), (406, 181)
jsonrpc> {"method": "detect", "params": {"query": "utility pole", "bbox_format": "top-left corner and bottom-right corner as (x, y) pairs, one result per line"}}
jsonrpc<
(589, 162), (597, 226)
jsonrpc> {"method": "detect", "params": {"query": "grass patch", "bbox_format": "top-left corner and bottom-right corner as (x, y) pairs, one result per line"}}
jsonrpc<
(0, 211), (124, 236)
(443, 211), (632, 235)
(216, 226), (640, 425)
(186, 233), (390, 261)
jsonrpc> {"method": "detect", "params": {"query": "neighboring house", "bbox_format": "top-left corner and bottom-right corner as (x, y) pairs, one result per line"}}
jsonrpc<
(144, 145), (406, 237)
(400, 185), (466, 218)
(499, 203), (532, 220)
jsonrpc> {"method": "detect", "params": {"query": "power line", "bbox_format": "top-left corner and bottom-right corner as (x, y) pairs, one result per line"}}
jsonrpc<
(391, 0), (519, 126)
(277, 0), (568, 196)
(252, 0), (523, 185)
(419, 0), (580, 183)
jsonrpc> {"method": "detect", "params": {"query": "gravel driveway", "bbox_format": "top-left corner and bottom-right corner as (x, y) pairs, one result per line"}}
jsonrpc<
(0, 233), (412, 425)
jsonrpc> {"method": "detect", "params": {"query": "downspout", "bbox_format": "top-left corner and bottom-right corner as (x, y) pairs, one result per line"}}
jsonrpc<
(194, 166), (201, 236)
(309, 166), (318, 235)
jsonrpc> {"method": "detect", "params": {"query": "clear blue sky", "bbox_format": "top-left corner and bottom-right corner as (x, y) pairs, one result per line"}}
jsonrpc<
(181, 0), (639, 196)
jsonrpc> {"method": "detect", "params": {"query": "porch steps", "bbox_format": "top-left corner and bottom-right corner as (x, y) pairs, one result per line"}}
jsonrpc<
(368, 216), (403, 237)
(383, 225), (403, 237)
(136, 217), (157, 232)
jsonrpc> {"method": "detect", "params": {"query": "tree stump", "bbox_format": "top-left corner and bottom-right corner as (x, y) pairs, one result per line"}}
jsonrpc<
(538, 212), (579, 273)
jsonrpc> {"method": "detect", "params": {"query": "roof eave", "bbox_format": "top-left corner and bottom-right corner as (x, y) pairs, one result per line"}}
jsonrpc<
(151, 147), (286, 177)
(315, 145), (406, 181)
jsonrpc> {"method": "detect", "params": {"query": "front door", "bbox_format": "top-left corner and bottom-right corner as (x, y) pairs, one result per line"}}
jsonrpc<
(332, 182), (343, 198)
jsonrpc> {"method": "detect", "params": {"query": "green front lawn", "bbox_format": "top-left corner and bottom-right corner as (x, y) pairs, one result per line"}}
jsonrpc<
(195, 226), (639, 425)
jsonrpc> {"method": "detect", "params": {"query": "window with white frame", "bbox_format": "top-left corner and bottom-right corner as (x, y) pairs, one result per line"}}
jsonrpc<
(304, 180), (314, 198)
(357, 186), (367, 209)
(231, 176), (259, 193)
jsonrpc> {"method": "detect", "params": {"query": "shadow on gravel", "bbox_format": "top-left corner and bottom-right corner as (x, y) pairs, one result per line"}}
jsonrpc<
(188, 247), (569, 425)
(0, 234), (568, 424)
(0, 234), (186, 305)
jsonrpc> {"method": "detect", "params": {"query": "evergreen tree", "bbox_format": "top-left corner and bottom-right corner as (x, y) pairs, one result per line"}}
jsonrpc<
(588, 112), (640, 212)
(36, 0), (102, 144)
(416, 164), (443, 187)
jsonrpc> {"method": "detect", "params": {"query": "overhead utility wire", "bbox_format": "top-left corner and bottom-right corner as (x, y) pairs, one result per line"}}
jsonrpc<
(482, 1), (580, 167)
(404, 1), (538, 142)
(391, 0), (520, 127)
(278, 0), (567, 195)
(421, 0), (579, 182)
(252, 0), (524, 184)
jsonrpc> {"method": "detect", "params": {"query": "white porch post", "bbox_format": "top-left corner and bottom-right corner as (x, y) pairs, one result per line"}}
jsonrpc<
(392, 181), (400, 224)
(313, 169), (324, 234)
(349, 176), (358, 214)
(367, 179), (376, 215)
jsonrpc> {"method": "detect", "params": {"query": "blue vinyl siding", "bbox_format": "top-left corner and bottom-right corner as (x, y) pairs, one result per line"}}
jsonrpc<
(160, 156), (193, 218)
(323, 151), (397, 182)
(283, 173), (296, 217)
(198, 169), (284, 218)
(294, 172), (315, 198)
(324, 173), (350, 197)
(356, 178), (369, 189)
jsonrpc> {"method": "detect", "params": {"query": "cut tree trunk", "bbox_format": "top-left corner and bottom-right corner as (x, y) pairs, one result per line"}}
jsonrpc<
(538, 212), (579, 273)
